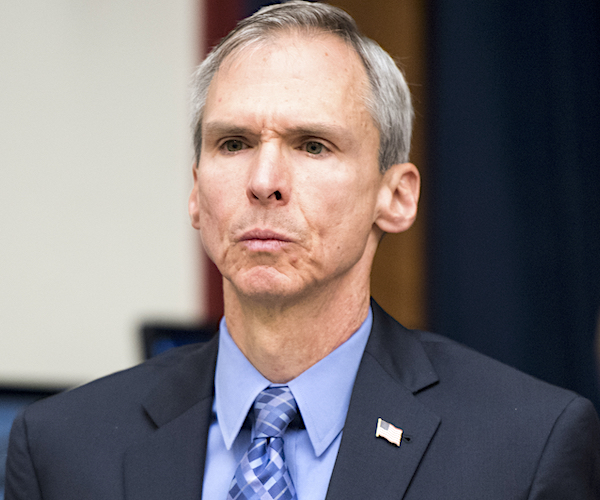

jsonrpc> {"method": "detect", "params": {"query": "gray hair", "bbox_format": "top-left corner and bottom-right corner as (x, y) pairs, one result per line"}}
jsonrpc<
(190, 0), (413, 172)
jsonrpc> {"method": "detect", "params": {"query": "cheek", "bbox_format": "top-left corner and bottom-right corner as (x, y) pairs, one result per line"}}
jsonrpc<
(302, 180), (376, 262)
(313, 175), (377, 230)
(197, 165), (235, 220)
(195, 176), (233, 254)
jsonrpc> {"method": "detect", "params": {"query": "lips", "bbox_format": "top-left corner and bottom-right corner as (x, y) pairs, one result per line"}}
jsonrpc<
(239, 229), (293, 251)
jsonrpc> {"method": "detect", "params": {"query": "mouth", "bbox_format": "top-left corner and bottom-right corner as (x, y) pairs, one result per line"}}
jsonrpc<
(238, 229), (293, 252)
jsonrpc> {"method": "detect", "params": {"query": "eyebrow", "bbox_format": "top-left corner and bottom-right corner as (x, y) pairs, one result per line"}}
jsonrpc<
(203, 122), (254, 139)
(203, 120), (352, 146)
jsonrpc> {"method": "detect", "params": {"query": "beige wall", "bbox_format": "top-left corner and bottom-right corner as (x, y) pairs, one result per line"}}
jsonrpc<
(0, 0), (204, 388)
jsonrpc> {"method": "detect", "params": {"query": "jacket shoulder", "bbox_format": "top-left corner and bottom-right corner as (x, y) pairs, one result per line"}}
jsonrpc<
(415, 329), (580, 410)
(23, 339), (215, 424)
(367, 303), (600, 498)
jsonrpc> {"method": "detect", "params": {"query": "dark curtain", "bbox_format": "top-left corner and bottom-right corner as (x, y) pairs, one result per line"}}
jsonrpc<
(428, 0), (600, 409)
(244, 0), (278, 16)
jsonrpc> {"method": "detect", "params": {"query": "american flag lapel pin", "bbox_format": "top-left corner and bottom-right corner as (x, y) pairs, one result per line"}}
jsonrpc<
(375, 417), (403, 447)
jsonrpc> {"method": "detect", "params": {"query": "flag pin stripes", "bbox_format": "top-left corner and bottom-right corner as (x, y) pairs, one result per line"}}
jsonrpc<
(375, 418), (403, 446)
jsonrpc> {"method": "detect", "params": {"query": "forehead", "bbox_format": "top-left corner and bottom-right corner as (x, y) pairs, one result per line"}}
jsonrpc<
(203, 31), (375, 135)
(220, 30), (368, 87)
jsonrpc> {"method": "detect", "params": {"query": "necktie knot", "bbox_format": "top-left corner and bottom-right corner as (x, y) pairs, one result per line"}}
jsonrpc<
(227, 385), (299, 500)
(254, 386), (298, 439)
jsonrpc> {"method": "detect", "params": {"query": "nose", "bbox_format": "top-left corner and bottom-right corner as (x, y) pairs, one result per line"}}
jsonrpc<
(246, 143), (289, 205)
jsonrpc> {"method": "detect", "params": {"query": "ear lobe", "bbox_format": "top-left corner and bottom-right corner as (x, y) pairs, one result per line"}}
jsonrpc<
(188, 164), (201, 230)
(375, 162), (420, 234)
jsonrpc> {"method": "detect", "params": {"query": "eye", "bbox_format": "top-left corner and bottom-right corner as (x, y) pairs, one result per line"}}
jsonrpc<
(304, 141), (325, 155)
(222, 139), (246, 152)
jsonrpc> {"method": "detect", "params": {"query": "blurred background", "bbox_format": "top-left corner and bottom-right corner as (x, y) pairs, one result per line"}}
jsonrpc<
(1, 1), (599, 490)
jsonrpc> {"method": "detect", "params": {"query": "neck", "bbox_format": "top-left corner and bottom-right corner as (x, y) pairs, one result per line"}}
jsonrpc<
(223, 278), (371, 384)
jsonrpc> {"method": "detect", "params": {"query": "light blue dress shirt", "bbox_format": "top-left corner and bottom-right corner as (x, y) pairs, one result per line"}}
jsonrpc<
(202, 308), (373, 500)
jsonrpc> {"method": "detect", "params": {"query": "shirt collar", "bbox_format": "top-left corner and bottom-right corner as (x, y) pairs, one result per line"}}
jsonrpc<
(214, 309), (372, 457)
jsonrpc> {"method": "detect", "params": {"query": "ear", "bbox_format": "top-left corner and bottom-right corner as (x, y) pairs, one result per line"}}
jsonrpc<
(374, 162), (420, 234)
(188, 163), (201, 230)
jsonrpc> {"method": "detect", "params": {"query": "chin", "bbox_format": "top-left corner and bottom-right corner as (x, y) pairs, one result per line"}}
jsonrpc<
(229, 266), (305, 303)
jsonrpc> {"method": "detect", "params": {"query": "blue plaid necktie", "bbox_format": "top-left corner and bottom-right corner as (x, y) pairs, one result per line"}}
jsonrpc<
(227, 386), (298, 500)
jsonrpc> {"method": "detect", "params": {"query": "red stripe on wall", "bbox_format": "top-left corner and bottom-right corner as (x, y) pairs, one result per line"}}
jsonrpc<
(205, 0), (243, 51)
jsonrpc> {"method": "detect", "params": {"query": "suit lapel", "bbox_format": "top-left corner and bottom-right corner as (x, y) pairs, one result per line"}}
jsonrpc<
(123, 335), (218, 500)
(326, 302), (441, 500)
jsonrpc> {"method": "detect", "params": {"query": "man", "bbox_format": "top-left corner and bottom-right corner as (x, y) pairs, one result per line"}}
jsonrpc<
(5, 2), (600, 499)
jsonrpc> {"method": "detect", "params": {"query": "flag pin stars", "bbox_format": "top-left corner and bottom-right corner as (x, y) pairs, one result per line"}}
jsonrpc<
(375, 417), (403, 447)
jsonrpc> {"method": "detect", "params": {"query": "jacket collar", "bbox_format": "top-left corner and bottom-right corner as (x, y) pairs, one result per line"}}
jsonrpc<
(326, 300), (441, 500)
(123, 335), (218, 500)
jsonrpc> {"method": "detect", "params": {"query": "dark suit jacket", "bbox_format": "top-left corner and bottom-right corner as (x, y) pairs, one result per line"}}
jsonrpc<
(5, 302), (600, 499)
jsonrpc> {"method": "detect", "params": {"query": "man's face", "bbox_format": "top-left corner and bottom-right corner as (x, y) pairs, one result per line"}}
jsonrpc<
(190, 32), (389, 304)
